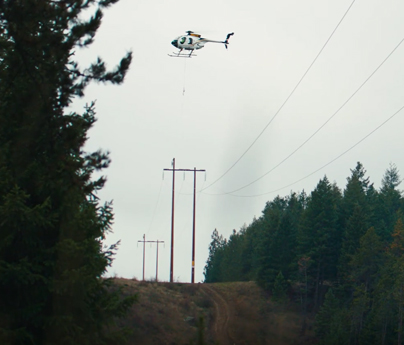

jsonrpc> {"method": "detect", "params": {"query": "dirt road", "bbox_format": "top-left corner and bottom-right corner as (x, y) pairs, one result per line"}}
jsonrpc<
(201, 284), (236, 345)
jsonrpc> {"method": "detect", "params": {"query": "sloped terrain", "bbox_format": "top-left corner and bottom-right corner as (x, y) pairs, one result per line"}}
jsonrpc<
(114, 279), (316, 345)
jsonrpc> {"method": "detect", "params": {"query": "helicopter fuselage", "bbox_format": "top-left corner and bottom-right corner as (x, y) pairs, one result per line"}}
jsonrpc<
(171, 36), (207, 51)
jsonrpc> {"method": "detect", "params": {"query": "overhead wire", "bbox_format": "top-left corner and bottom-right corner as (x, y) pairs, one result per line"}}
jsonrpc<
(200, 0), (357, 192)
(223, 104), (404, 198)
(208, 37), (404, 195)
(145, 178), (165, 237)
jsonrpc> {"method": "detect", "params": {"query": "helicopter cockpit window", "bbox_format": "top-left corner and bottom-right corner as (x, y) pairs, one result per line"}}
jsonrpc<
(188, 37), (193, 44)
(179, 37), (186, 44)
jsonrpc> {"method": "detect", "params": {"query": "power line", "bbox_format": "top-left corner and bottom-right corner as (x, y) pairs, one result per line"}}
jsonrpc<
(220, 104), (404, 198)
(200, 0), (357, 192)
(145, 178), (164, 237)
(211, 37), (404, 195)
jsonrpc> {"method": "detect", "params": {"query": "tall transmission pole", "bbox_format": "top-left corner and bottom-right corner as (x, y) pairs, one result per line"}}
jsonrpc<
(164, 159), (205, 283)
(138, 235), (165, 281)
(164, 158), (176, 283)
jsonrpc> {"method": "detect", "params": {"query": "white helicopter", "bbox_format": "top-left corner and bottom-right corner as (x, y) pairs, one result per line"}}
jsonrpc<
(169, 31), (234, 58)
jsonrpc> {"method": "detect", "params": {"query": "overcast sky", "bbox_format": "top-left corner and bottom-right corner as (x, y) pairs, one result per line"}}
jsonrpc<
(70, 0), (404, 283)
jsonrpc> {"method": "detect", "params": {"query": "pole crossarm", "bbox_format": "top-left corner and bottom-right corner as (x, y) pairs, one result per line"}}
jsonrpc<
(164, 168), (206, 172)
(137, 240), (162, 244)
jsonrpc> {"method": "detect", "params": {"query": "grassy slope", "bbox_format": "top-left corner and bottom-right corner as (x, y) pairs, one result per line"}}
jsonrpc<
(114, 279), (317, 345)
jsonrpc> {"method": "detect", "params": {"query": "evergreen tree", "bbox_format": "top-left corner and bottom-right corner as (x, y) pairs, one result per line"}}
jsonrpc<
(339, 162), (373, 286)
(315, 289), (339, 339)
(220, 228), (246, 282)
(240, 217), (263, 281)
(339, 204), (370, 283)
(297, 176), (341, 308)
(0, 1), (134, 344)
(272, 271), (288, 302)
(349, 227), (383, 293)
(344, 228), (382, 345)
(315, 289), (350, 345)
(387, 217), (404, 345)
(377, 164), (402, 241)
(256, 196), (287, 290)
(271, 193), (303, 283)
(203, 229), (226, 283)
(340, 162), (371, 229)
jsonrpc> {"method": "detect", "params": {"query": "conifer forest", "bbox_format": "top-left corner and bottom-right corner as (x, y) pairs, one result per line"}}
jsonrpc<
(0, 1), (135, 344)
(204, 162), (404, 345)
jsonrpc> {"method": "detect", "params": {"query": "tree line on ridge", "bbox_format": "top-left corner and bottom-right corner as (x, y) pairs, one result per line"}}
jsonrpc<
(204, 162), (404, 345)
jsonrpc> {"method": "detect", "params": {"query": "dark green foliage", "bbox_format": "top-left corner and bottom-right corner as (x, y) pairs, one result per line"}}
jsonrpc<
(0, 1), (134, 344)
(220, 228), (248, 282)
(203, 229), (226, 283)
(256, 193), (305, 290)
(272, 271), (288, 302)
(317, 307), (351, 345)
(204, 162), (404, 344)
(338, 163), (372, 285)
(315, 289), (339, 339)
(377, 164), (402, 241)
(350, 227), (383, 293)
(298, 177), (342, 308)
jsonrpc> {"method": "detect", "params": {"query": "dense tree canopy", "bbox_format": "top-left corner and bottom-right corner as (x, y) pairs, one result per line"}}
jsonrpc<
(204, 162), (404, 344)
(0, 1), (134, 344)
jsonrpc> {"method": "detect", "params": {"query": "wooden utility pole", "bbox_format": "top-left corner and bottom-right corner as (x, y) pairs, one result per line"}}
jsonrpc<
(164, 159), (205, 283)
(164, 158), (176, 283)
(138, 234), (147, 281)
(138, 235), (165, 281)
(191, 168), (197, 283)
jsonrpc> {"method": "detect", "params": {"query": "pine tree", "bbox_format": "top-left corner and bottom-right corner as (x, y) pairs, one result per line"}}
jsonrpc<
(203, 229), (226, 283)
(315, 289), (350, 345)
(388, 217), (404, 345)
(349, 227), (383, 293)
(220, 228), (245, 282)
(297, 176), (342, 309)
(339, 162), (373, 288)
(0, 1), (134, 344)
(339, 204), (370, 283)
(340, 162), (371, 230)
(315, 289), (339, 338)
(377, 164), (402, 241)
(256, 196), (287, 290)
(272, 271), (288, 302)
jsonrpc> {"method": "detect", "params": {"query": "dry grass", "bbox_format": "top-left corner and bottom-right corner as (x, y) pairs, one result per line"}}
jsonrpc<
(113, 279), (316, 345)
(114, 279), (213, 345)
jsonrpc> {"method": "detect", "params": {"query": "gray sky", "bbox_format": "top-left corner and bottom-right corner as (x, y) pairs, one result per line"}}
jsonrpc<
(70, 0), (404, 283)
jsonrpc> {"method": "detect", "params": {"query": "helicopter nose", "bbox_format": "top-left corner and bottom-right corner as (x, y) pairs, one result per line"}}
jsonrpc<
(171, 39), (178, 48)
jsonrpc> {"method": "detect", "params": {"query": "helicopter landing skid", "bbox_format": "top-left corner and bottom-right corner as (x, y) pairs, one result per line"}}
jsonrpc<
(168, 52), (196, 58)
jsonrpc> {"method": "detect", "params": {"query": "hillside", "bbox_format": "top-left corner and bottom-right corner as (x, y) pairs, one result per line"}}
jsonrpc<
(114, 279), (317, 345)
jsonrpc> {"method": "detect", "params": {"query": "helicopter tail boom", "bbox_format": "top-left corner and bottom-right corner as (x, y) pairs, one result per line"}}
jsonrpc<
(199, 32), (234, 48)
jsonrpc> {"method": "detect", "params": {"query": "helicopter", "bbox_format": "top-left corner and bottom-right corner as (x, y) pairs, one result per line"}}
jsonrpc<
(169, 31), (234, 58)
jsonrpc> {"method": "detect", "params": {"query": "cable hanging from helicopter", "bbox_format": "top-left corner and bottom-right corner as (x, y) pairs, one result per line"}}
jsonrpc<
(169, 31), (234, 58)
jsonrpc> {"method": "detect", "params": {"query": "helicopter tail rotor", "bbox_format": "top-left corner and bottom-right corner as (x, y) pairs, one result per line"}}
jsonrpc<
(224, 32), (234, 49)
